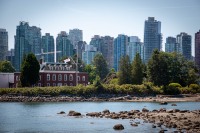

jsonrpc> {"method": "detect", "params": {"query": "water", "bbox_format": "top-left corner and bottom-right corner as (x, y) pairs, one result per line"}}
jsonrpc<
(0, 102), (199, 133)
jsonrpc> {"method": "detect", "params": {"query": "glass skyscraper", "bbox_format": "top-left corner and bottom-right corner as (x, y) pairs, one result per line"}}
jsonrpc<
(176, 32), (192, 60)
(42, 33), (54, 62)
(126, 36), (143, 62)
(82, 45), (98, 65)
(144, 17), (162, 63)
(195, 30), (200, 68)
(90, 35), (114, 69)
(14, 21), (41, 71)
(0, 29), (8, 61)
(165, 37), (177, 53)
(113, 34), (128, 71)
(68, 29), (83, 47)
(56, 31), (73, 62)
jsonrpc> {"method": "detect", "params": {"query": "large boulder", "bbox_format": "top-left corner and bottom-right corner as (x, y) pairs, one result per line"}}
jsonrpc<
(68, 110), (81, 116)
(102, 109), (110, 114)
(142, 108), (149, 112)
(113, 124), (124, 130)
(86, 112), (101, 117)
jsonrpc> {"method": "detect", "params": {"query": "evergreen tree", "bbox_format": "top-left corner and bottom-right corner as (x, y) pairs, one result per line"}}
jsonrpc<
(147, 50), (199, 86)
(118, 55), (131, 85)
(131, 53), (143, 84)
(84, 64), (96, 84)
(20, 53), (40, 87)
(0, 61), (15, 72)
(93, 53), (109, 80)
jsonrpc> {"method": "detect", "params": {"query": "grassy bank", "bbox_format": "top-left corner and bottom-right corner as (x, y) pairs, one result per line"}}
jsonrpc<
(0, 83), (199, 97)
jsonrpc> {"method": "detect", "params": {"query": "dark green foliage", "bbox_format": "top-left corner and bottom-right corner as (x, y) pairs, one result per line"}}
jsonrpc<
(131, 53), (144, 84)
(164, 83), (181, 95)
(189, 84), (200, 93)
(0, 82), (199, 96)
(0, 61), (15, 72)
(84, 64), (96, 84)
(147, 49), (171, 86)
(20, 53), (40, 87)
(93, 76), (104, 93)
(118, 55), (132, 85)
(92, 54), (109, 80)
(147, 50), (199, 86)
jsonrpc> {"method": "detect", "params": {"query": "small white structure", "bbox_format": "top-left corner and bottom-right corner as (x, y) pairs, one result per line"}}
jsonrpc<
(0, 73), (14, 88)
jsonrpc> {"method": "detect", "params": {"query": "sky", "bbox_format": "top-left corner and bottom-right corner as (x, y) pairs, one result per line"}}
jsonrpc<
(0, 0), (199, 55)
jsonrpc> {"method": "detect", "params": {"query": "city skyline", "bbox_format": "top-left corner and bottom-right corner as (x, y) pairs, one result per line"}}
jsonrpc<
(0, 0), (200, 56)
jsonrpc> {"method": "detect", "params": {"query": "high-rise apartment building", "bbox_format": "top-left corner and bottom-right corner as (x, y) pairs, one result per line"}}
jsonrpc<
(68, 29), (83, 47)
(176, 32), (192, 60)
(165, 37), (177, 53)
(195, 30), (200, 68)
(127, 36), (144, 62)
(76, 41), (86, 60)
(0, 29), (8, 61)
(113, 34), (129, 71)
(82, 45), (98, 65)
(90, 35), (114, 69)
(41, 33), (54, 62)
(101, 36), (114, 69)
(14, 21), (41, 71)
(144, 17), (162, 63)
(90, 35), (103, 52)
(56, 31), (73, 62)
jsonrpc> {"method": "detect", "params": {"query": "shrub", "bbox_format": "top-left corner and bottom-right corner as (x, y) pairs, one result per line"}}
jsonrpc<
(164, 83), (181, 95)
(189, 84), (200, 93)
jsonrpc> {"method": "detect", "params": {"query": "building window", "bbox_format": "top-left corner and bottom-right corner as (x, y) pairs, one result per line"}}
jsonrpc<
(69, 74), (73, 81)
(39, 75), (41, 81)
(52, 74), (56, 81)
(58, 74), (62, 81)
(82, 76), (85, 81)
(38, 83), (41, 87)
(47, 83), (50, 86)
(64, 74), (67, 81)
(64, 83), (67, 86)
(78, 76), (80, 81)
(53, 83), (56, 86)
(47, 74), (50, 81)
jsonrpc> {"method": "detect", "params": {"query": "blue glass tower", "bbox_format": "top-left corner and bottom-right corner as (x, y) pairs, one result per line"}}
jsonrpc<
(144, 17), (162, 63)
(113, 34), (128, 71)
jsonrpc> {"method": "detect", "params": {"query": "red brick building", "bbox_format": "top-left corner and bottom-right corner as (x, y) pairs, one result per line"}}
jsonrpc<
(14, 62), (88, 87)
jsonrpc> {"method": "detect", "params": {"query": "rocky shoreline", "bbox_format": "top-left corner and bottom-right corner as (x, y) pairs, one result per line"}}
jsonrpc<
(0, 94), (200, 102)
(58, 109), (200, 133)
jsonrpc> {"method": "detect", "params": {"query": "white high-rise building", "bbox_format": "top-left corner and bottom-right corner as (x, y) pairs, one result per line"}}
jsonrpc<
(68, 29), (83, 47)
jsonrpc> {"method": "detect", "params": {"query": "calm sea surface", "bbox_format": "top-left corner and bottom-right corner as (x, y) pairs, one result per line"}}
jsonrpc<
(0, 102), (200, 133)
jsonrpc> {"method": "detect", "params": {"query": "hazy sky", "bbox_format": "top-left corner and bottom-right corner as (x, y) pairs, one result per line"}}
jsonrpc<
(0, 0), (199, 55)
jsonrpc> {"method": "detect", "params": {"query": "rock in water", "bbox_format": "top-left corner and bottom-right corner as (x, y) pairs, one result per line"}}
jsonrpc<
(57, 111), (66, 114)
(68, 110), (81, 116)
(113, 124), (124, 130)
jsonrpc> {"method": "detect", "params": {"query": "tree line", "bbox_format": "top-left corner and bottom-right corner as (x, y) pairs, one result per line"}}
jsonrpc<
(117, 49), (199, 87)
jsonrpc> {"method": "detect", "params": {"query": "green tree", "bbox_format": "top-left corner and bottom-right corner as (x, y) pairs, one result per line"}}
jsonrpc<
(131, 53), (143, 84)
(84, 64), (96, 84)
(20, 53), (40, 87)
(118, 55), (131, 85)
(147, 50), (199, 86)
(0, 61), (15, 72)
(92, 53), (109, 80)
